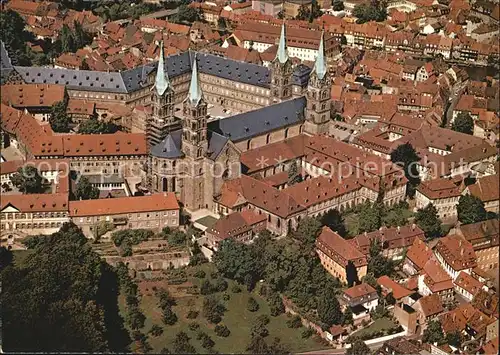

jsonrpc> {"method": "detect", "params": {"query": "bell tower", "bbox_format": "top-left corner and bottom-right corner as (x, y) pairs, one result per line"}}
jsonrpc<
(304, 32), (332, 136)
(148, 40), (177, 147)
(270, 23), (293, 103)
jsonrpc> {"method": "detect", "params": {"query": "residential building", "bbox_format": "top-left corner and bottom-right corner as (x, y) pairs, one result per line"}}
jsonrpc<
(316, 226), (368, 284)
(463, 174), (500, 213)
(403, 237), (433, 276)
(418, 259), (454, 304)
(456, 219), (499, 272)
(412, 293), (445, 326)
(415, 177), (463, 220)
(377, 275), (415, 304)
(454, 271), (486, 301)
(435, 234), (478, 280)
(342, 283), (379, 323)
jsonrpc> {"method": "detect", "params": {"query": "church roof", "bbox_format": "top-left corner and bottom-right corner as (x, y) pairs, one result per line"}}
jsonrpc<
(275, 23), (289, 64)
(150, 130), (183, 159)
(312, 32), (327, 80)
(186, 54), (203, 106)
(1, 41), (13, 84)
(207, 131), (229, 160)
(208, 97), (306, 143)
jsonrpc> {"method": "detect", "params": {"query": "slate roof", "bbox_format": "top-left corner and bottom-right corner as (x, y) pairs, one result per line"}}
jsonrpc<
(151, 130), (183, 159)
(208, 97), (306, 142)
(207, 131), (229, 160)
(293, 64), (312, 86)
(0, 41), (13, 84)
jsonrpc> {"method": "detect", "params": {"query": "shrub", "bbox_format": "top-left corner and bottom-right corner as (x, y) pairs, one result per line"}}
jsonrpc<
(214, 324), (230, 337)
(210, 271), (219, 279)
(193, 270), (206, 279)
(200, 279), (215, 295)
(256, 314), (270, 326)
(162, 306), (178, 325)
(222, 293), (230, 301)
(188, 322), (200, 331)
(247, 297), (259, 312)
(215, 278), (228, 292)
(286, 315), (302, 329)
(301, 328), (314, 338)
(149, 324), (164, 337)
(186, 310), (199, 319)
(231, 284), (242, 293)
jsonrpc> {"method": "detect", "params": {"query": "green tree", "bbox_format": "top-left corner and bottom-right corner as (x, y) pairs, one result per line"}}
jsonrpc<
(414, 203), (442, 239)
(342, 307), (353, 325)
(452, 112), (474, 135)
(346, 339), (371, 355)
(197, 331), (215, 349)
(167, 230), (187, 246)
(446, 330), (462, 348)
(171, 5), (201, 24)
(332, 0), (345, 11)
(61, 24), (75, 53)
(293, 217), (322, 245)
(391, 142), (420, 197)
(457, 194), (487, 225)
(10, 165), (44, 193)
(50, 100), (71, 133)
(317, 287), (342, 328)
(247, 297), (260, 312)
(321, 209), (347, 237)
(214, 324), (230, 337)
(149, 324), (163, 337)
(368, 240), (394, 277)
(295, 4), (311, 20)
(172, 331), (196, 354)
(353, 3), (387, 24)
(277, 10), (284, 19)
(287, 160), (302, 186)
(358, 201), (382, 233)
(1, 222), (130, 352)
(72, 20), (89, 50)
(75, 176), (99, 200)
(0, 10), (34, 65)
(422, 320), (445, 345)
(202, 295), (225, 324)
(78, 118), (119, 134)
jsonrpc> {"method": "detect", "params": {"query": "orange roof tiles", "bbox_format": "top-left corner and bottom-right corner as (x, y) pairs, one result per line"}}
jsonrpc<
(454, 271), (484, 297)
(422, 259), (454, 293)
(467, 174), (500, 203)
(69, 193), (178, 217)
(1, 193), (69, 213)
(416, 294), (444, 318)
(61, 133), (147, 157)
(406, 237), (433, 271)
(417, 177), (463, 200)
(344, 283), (377, 299)
(377, 275), (414, 300)
(1, 84), (65, 108)
(316, 226), (367, 268)
(435, 235), (477, 271)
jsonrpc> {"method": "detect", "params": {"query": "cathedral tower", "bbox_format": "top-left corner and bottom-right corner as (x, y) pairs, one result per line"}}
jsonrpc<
(270, 23), (293, 103)
(181, 55), (209, 211)
(304, 32), (332, 136)
(148, 40), (177, 148)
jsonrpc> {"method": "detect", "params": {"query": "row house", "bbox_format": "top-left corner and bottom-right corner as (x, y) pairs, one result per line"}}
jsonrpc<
(434, 234), (478, 280)
(316, 226), (368, 284)
(454, 271), (486, 302)
(344, 22), (386, 50)
(418, 259), (454, 304)
(463, 174), (499, 214)
(456, 219), (499, 272)
(69, 193), (179, 239)
(414, 177), (463, 220)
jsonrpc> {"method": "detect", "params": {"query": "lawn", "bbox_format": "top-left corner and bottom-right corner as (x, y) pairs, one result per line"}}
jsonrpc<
(351, 317), (398, 338)
(122, 263), (330, 353)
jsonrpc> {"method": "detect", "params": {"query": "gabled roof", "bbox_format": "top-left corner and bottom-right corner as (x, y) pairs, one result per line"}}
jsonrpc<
(151, 130), (183, 159)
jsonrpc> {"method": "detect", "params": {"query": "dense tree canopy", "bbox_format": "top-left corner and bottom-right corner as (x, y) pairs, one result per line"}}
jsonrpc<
(0, 10), (34, 65)
(11, 165), (45, 193)
(452, 112), (474, 135)
(78, 118), (120, 134)
(358, 201), (382, 233)
(170, 4), (201, 24)
(75, 176), (100, 200)
(422, 320), (445, 345)
(50, 100), (71, 133)
(295, 0), (322, 22)
(320, 209), (347, 237)
(332, 0), (345, 11)
(317, 287), (342, 328)
(1, 223), (130, 352)
(391, 143), (421, 197)
(287, 160), (302, 186)
(346, 339), (371, 355)
(457, 194), (487, 225)
(353, 1), (387, 24)
(414, 203), (442, 239)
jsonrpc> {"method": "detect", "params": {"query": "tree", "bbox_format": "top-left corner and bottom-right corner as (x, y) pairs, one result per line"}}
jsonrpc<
(78, 118), (119, 134)
(252, 317), (270, 337)
(72, 20), (89, 50)
(457, 194), (487, 225)
(391, 143), (420, 197)
(332, 0), (345, 11)
(346, 339), (371, 355)
(247, 297), (260, 312)
(295, 4), (311, 20)
(317, 287), (342, 328)
(452, 112), (474, 135)
(61, 24), (75, 53)
(1, 222), (130, 352)
(352, 3), (387, 24)
(202, 296), (225, 324)
(214, 324), (230, 337)
(422, 320), (445, 345)
(446, 331), (462, 348)
(247, 335), (269, 354)
(167, 230), (187, 246)
(162, 305), (178, 325)
(149, 324), (163, 337)
(368, 240), (394, 277)
(11, 165), (44, 193)
(358, 201), (382, 233)
(386, 293), (396, 305)
(320, 209), (347, 237)
(172, 331), (196, 354)
(414, 203), (442, 239)
(157, 289), (176, 309)
(75, 176), (99, 200)
(0, 10), (34, 65)
(342, 307), (353, 325)
(287, 160), (302, 186)
(50, 101), (71, 133)
(293, 217), (322, 246)
(171, 5), (201, 24)
(268, 292), (285, 316)
(277, 10), (284, 19)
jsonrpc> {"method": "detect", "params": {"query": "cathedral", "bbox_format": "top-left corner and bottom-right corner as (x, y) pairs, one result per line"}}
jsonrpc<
(147, 23), (333, 213)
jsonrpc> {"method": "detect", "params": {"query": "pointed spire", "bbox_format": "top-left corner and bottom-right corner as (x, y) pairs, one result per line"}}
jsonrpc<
(187, 54), (203, 106)
(312, 31), (327, 80)
(275, 22), (289, 64)
(155, 40), (170, 96)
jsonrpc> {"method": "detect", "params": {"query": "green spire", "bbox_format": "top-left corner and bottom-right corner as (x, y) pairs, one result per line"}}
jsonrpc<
(187, 55), (202, 106)
(155, 40), (170, 96)
(312, 31), (327, 80)
(275, 22), (289, 64)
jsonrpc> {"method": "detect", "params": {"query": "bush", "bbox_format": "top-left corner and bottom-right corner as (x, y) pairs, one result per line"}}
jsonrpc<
(210, 272), (219, 279)
(162, 306), (178, 325)
(222, 293), (230, 301)
(247, 297), (259, 312)
(193, 270), (206, 279)
(187, 310), (199, 319)
(286, 315), (302, 329)
(149, 324), (164, 337)
(231, 284), (242, 293)
(256, 314), (270, 326)
(188, 322), (200, 331)
(214, 324), (230, 337)
(197, 332), (215, 349)
(200, 279), (215, 295)
(215, 278), (228, 292)
(301, 328), (314, 338)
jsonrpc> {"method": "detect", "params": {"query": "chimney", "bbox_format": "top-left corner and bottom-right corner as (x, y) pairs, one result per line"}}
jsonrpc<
(397, 226), (401, 233)
(412, 223), (416, 231)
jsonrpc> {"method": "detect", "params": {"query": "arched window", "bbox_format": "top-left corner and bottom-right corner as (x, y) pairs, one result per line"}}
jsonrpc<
(284, 128), (289, 139)
(247, 139), (252, 150)
(266, 134), (270, 144)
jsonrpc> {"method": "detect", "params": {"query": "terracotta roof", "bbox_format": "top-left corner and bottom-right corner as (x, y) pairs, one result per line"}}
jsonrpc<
(467, 174), (500, 203)
(1, 193), (68, 213)
(454, 271), (484, 297)
(417, 177), (463, 200)
(439, 303), (475, 334)
(316, 226), (367, 268)
(61, 133), (147, 157)
(435, 235), (477, 271)
(416, 294), (444, 318)
(67, 99), (95, 115)
(406, 236), (433, 271)
(207, 211), (252, 241)
(471, 289), (499, 318)
(349, 224), (425, 256)
(240, 209), (267, 226)
(69, 193), (178, 217)
(458, 219), (499, 251)
(422, 259), (454, 293)
(1, 84), (65, 108)
(344, 283), (377, 299)
(377, 275), (414, 299)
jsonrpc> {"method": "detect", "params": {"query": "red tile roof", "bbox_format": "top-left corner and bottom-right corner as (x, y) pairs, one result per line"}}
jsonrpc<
(1, 84), (65, 108)
(416, 294), (444, 318)
(344, 283), (377, 299)
(1, 193), (69, 213)
(377, 275), (414, 299)
(316, 226), (367, 268)
(454, 271), (484, 297)
(435, 235), (477, 271)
